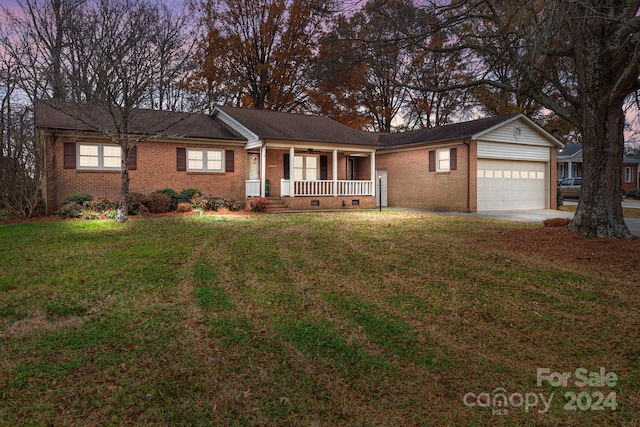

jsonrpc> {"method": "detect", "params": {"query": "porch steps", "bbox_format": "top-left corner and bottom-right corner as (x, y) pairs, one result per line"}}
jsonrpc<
(266, 197), (289, 213)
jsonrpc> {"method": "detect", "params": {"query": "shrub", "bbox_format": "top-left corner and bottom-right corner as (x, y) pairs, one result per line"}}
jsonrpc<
(227, 199), (246, 212)
(128, 192), (149, 215)
(80, 210), (101, 220)
(250, 197), (269, 212)
(179, 188), (202, 203)
(204, 196), (228, 211)
(103, 209), (118, 219)
(57, 202), (83, 218)
(191, 194), (207, 210)
(192, 207), (204, 216)
(62, 193), (93, 206)
(556, 187), (563, 207)
(626, 188), (640, 200)
(143, 192), (172, 213)
(155, 188), (180, 210)
(83, 197), (116, 212)
(176, 202), (193, 213)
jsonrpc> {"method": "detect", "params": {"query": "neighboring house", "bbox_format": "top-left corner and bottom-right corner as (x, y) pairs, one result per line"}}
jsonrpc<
(376, 114), (563, 211)
(557, 144), (640, 191)
(35, 101), (563, 214)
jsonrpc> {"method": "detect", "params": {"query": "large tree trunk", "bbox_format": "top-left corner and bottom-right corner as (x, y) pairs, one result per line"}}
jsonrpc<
(569, 103), (631, 238)
(116, 143), (130, 223)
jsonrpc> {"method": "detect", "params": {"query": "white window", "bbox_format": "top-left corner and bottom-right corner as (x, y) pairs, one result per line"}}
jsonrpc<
(625, 167), (633, 183)
(187, 149), (224, 172)
(558, 164), (565, 179)
(78, 143), (121, 170)
(294, 155), (318, 180)
(436, 148), (450, 172)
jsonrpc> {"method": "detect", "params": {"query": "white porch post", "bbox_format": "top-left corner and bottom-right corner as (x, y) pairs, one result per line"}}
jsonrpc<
(289, 147), (295, 197)
(333, 149), (338, 196)
(568, 159), (573, 178)
(370, 151), (376, 196)
(261, 144), (267, 197)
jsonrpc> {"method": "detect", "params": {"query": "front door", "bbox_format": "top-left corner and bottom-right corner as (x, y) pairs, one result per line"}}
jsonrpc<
(347, 157), (356, 180)
(249, 154), (260, 180)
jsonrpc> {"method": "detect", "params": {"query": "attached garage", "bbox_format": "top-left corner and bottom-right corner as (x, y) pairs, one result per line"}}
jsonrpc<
(376, 113), (563, 213)
(476, 139), (553, 211)
(477, 159), (547, 210)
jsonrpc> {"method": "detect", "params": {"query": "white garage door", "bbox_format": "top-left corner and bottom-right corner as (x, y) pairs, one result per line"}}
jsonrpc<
(477, 159), (547, 210)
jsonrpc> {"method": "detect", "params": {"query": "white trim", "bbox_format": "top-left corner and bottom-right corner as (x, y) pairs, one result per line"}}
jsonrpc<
(186, 148), (224, 172)
(77, 142), (121, 170)
(436, 148), (451, 172)
(333, 150), (338, 197)
(625, 166), (633, 183)
(213, 107), (262, 148)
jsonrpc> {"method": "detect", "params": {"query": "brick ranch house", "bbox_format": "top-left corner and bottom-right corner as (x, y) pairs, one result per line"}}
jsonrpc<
(556, 143), (640, 191)
(35, 101), (563, 214)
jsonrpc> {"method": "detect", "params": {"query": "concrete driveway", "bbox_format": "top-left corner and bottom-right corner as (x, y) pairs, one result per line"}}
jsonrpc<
(467, 206), (640, 237)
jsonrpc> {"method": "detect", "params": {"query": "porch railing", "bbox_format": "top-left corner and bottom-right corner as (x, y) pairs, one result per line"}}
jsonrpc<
(245, 180), (260, 197)
(280, 179), (373, 197)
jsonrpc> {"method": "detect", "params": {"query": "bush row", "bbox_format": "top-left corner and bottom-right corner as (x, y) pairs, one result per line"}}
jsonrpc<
(57, 189), (247, 219)
(625, 188), (640, 200)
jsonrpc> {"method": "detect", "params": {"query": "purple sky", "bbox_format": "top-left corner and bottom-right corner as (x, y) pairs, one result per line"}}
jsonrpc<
(1, 0), (22, 14)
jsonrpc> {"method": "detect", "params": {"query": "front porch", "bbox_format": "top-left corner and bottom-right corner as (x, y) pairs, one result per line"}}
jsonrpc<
(245, 145), (378, 199)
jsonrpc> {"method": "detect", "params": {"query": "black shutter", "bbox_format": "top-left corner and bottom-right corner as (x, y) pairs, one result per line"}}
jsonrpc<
(283, 153), (290, 179)
(428, 150), (435, 172)
(225, 150), (234, 172)
(177, 147), (186, 171)
(128, 146), (137, 170)
(450, 148), (457, 171)
(320, 155), (328, 180)
(64, 142), (76, 169)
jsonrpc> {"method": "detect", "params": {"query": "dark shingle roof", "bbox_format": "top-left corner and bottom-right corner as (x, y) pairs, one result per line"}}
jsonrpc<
(35, 100), (244, 141)
(216, 106), (381, 146)
(378, 114), (521, 148)
(557, 144), (583, 157)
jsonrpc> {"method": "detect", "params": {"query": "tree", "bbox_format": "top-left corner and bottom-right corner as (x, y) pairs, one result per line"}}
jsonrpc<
(418, 0), (640, 238)
(316, 0), (418, 132)
(5, 0), (197, 222)
(190, 0), (335, 112)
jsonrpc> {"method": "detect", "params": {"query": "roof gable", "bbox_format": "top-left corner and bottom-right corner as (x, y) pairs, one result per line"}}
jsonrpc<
(214, 106), (381, 147)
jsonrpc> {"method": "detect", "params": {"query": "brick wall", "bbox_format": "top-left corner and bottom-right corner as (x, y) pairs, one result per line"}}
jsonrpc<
(376, 143), (470, 212)
(45, 135), (247, 212)
(284, 196), (376, 210)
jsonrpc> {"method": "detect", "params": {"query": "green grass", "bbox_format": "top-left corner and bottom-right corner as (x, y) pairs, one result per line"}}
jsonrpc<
(0, 211), (638, 425)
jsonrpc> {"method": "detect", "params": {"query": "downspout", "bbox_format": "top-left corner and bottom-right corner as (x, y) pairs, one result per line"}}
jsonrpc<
(463, 139), (471, 213)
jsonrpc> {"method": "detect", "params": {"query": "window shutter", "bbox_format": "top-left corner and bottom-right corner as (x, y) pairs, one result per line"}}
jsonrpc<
(64, 142), (76, 169)
(128, 146), (137, 170)
(428, 150), (435, 172)
(225, 150), (234, 172)
(283, 154), (290, 179)
(450, 148), (457, 171)
(177, 147), (186, 171)
(320, 155), (328, 180)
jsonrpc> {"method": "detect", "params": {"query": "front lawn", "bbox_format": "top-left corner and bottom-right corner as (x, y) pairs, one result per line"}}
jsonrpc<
(1, 212), (638, 425)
